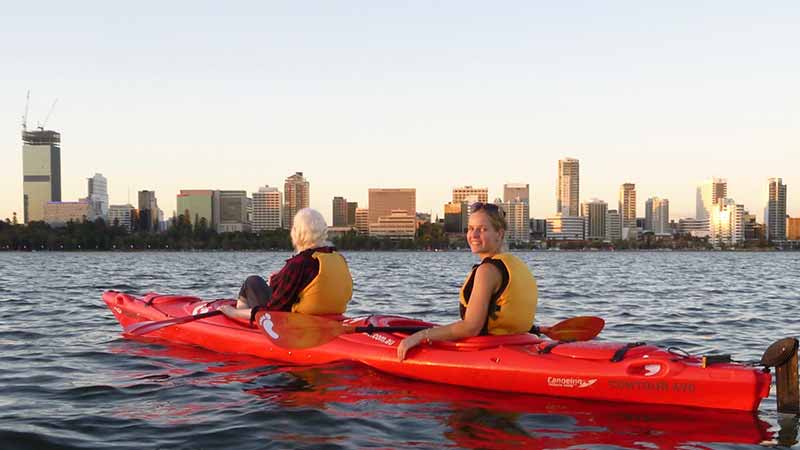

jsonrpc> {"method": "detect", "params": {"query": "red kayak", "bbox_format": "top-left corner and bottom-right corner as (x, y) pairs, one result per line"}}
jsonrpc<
(104, 290), (772, 412)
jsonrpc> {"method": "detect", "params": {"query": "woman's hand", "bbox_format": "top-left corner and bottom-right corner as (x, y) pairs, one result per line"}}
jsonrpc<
(219, 305), (240, 318)
(397, 329), (428, 361)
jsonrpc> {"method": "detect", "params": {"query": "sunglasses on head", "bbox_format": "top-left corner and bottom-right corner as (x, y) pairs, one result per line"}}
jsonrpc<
(470, 202), (501, 214)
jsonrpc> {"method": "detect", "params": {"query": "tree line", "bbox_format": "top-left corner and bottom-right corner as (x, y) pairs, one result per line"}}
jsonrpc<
(0, 215), (454, 251)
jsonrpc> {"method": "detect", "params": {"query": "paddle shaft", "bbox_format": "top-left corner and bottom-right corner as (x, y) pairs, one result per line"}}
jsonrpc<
(125, 309), (222, 336)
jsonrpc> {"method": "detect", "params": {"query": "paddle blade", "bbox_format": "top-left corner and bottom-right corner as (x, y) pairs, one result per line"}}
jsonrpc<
(541, 316), (604, 342)
(256, 311), (353, 349)
(124, 310), (222, 336)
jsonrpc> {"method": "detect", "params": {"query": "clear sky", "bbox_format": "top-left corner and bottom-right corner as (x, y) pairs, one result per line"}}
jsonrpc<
(2, 1), (798, 224)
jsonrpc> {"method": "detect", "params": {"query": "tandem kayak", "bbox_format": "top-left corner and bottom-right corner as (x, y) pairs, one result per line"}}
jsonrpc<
(104, 290), (773, 412)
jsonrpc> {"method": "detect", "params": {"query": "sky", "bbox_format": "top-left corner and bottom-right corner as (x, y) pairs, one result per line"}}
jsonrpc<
(2, 1), (798, 224)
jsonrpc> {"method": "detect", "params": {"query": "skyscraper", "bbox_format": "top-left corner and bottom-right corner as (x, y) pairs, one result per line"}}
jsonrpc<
(252, 186), (282, 231)
(346, 202), (358, 226)
(138, 190), (159, 232)
(710, 199), (744, 246)
(502, 183), (530, 243)
(765, 177), (787, 242)
(696, 178), (727, 221)
(645, 197), (670, 235)
(177, 189), (214, 227)
(618, 183), (637, 232)
(503, 183), (529, 203)
(444, 201), (468, 233)
(22, 128), (61, 223)
(214, 190), (250, 233)
(355, 208), (369, 235)
(453, 186), (488, 204)
(606, 209), (622, 241)
(581, 199), (608, 240)
(86, 173), (109, 219)
(332, 196), (348, 227)
(557, 158), (579, 216)
(283, 172), (310, 229)
(368, 188), (416, 225)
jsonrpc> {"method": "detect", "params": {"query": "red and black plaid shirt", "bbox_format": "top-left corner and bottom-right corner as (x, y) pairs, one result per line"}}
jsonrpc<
(266, 246), (336, 311)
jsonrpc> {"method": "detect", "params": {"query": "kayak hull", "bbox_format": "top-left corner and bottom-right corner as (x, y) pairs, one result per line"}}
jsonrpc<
(103, 290), (771, 412)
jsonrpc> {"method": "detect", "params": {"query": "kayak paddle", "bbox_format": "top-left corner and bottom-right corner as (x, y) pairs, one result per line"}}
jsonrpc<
(256, 311), (604, 349)
(530, 316), (605, 342)
(123, 310), (222, 336)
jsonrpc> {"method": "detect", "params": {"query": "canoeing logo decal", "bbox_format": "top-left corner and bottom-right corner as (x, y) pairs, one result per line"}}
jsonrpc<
(547, 376), (598, 389)
(260, 313), (279, 339)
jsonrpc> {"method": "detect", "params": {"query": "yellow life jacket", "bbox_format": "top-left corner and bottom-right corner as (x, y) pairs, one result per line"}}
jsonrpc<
(292, 251), (353, 314)
(459, 253), (538, 335)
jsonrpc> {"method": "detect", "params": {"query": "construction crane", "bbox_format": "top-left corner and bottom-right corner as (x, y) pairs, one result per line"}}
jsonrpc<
(22, 90), (30, 131)
(39, 98), (58, 130)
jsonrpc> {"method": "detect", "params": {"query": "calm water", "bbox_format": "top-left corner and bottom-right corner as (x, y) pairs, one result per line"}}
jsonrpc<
(1, 251), (799, 449)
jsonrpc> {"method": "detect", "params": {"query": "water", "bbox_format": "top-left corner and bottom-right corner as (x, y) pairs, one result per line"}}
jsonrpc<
(1, 251), (799, 449)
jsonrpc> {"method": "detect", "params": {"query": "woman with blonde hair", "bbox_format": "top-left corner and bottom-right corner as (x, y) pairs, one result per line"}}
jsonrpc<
(397, 202), (538, 360)
(220, 208), (353, 321)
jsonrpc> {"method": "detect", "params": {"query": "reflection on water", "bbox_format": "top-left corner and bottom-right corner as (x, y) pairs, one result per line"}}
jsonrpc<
(108, 341), (775, 449)
(0, 251), (799, 449)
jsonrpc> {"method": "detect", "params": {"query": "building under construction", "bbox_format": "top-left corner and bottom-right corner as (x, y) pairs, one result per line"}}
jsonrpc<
(22, 129), (61, 223)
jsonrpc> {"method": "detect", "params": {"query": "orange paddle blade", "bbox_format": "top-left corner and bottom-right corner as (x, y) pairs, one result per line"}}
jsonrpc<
(539, 316), (604, 342)
(255, 311), (354, 349)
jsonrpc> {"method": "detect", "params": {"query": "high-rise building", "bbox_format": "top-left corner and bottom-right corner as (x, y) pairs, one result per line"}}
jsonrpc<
(214, 190), (250, 233)
(500, 201), (530, 244)
(444, 201), (468, 233)
(355, 208), (369, 235)
(696, 178), (727, 221)
(346, 202), (358, 226)
(22, 129), (61, 223)
(86, 173), (109, 219)
(530, 219), (547, 241)
(332, 196), (348, 227)
(177, 189), (214, 227)
(368, 188), (416, 226)
(138, 190), (159, 232)
(252, 186), (282, 232)
(710, 199), (744, 246)
(605, 209), (622, 241)
(557, 158), (580, 216)
(283, 172), (310, 229)
(618, 183), (637, 233)
(581, 199), (608, 240)
(503, 183), (529, 203)
(546, 214), (585, 240)
(645, 197), (670, 235)
(765, 178), (787, 242)
(743, 213), (760, 241)
(108, 204), (135, 231)
(502, 183), (530, 244)
(787, 217), (800, 241)
(453, 186), (488, 204)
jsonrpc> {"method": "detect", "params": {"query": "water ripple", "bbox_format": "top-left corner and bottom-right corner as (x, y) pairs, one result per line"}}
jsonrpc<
(0, 251), (798, 449)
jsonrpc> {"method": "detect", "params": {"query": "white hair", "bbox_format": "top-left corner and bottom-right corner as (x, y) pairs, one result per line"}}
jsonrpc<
(291, 208), (332, 252)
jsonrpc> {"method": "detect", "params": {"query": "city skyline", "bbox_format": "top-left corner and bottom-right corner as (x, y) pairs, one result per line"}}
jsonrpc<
(2, 2), (799, 223)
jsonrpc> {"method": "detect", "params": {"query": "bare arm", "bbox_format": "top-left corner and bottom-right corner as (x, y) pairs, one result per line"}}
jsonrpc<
(219, 304), (251, 320)
(397, 263), (501, 361)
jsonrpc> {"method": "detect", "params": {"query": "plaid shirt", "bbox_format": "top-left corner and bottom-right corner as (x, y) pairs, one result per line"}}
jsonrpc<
(266, 247), (336, 311)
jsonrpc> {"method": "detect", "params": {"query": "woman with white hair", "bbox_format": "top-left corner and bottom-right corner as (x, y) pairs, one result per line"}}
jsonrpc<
(219, 208), (353, 321)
